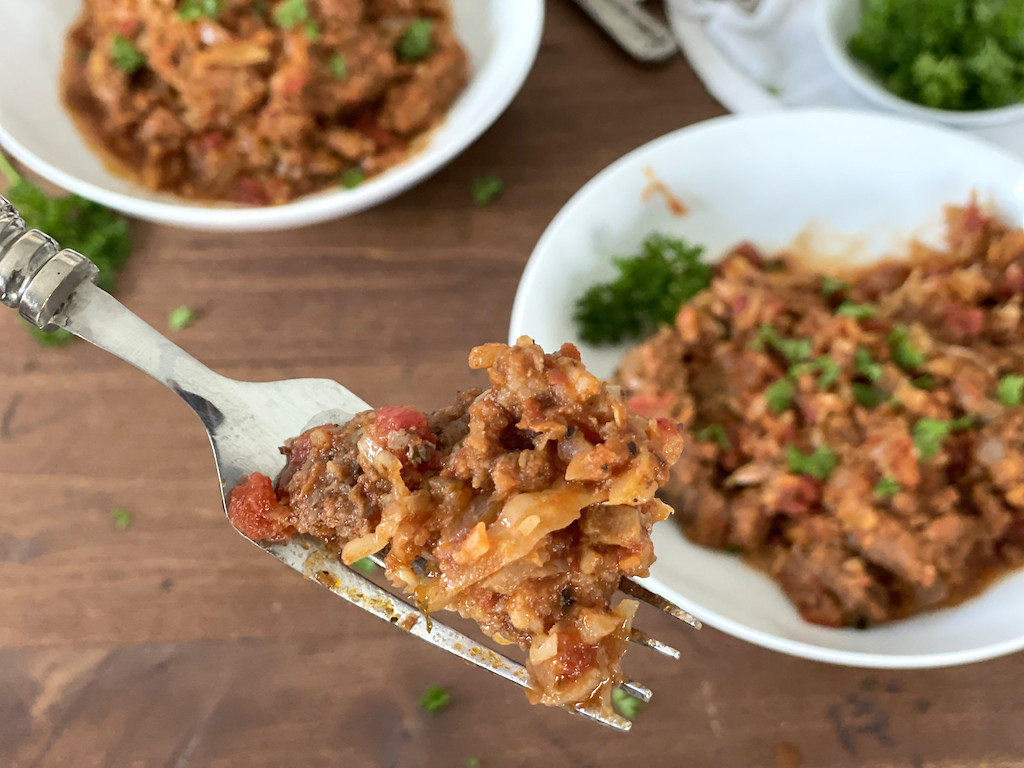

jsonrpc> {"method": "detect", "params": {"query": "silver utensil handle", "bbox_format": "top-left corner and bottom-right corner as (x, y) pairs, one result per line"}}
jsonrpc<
(0, 194), (233, 429)
(571, 0), (678, 63)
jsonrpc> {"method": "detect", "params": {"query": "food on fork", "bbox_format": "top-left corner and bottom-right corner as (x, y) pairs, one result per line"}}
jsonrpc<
(228, 337), (683, 714)
(616, 202), (1024, 628)
(62, 0), (468, 204)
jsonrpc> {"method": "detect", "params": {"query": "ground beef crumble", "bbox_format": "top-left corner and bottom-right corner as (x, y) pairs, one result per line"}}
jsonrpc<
(228, 336), (683, 713)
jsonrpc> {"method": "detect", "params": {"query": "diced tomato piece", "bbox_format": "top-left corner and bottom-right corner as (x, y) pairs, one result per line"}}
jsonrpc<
(558, 343), (582, 361)
(353, 113), (397, 150)
(656, 417), (681, 436)
(233, 176), (271, 206)
(557, 634), (599, 680)
(227, 473), (292, 542)
(943, 302), (985, 338)
(961, 202), (988, 234)
(626, 392), (673, 418)
(374, 405), (431, 440)
(1000, 263), (1024, 298)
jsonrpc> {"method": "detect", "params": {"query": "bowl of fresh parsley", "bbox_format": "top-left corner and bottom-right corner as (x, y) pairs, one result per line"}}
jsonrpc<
(818, 0), (1024, 128)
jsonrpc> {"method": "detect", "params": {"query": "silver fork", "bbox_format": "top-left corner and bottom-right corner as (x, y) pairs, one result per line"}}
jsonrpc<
(0, 195), (699, 732)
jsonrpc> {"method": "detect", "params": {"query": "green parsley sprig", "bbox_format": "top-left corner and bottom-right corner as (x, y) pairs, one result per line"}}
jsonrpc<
(0, 153), (133, 347)
(573, 234), (711, 345)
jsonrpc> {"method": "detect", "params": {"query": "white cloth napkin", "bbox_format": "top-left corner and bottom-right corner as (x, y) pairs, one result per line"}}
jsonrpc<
(665, 0), (1024, 157)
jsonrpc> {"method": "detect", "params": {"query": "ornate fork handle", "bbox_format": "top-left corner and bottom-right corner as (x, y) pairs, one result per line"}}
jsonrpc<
(0, 195), (100, 331)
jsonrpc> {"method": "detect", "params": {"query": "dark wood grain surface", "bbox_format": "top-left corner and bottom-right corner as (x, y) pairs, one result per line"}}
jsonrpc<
(2, 3), (1023, 766)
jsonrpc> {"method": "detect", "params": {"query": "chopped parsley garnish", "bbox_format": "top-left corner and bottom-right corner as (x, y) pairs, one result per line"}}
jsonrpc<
(168, 306), (197, 331)
(274, 0), (319, 40)
(177, 0), (224, 20)
(342, 168), (366, 189)
(757, 325), (812, 363)
(110, 508), (133, 530)
(997, 374), (1024, 406)
(913, 416), (976, 461)
(350, 557), (376, 573)
(836, 302), (877, 320)
(874, 476), (901, 498)
(573, 234), (711, 345)
(471, 175), (504, 207)
(852, 383), (889, 409)
(397, 18), (435, 62)
(765, 378), (794, 414)
(913, 374), (935, 391)
(786, 444), (837, 481)
(696, 423), (730, 450)
(854, 347), (883, 383)
(821, 276), (849, 297)
(889, 324), (925, 370)
(0, 152), (132, 347)
(419, 684), (451, 713)
(466, 759), (482, 768)
(611, 688), (645, 720)
(111, 35), (146, 74)
(328, 52), (348, 79)
(789, 357), (841, 389)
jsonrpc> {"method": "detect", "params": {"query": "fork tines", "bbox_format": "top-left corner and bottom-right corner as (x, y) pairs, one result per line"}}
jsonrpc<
(269, 538), (697, 733)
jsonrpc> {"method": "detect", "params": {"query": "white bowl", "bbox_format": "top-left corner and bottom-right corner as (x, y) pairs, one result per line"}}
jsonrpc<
(817, 0), (1024, 129)
(0, 0), (543, 231)
(510, 108), (1024, 668)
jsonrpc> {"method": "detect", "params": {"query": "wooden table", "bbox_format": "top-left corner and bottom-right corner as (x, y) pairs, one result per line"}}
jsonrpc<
(2, 4), (1022, 766)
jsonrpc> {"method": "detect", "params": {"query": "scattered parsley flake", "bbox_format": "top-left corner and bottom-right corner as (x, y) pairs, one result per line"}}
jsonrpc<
(111, 35), (146, 74)
(997, 374), (1024, 406)
(168, 306), (197, 331)
(397, 18), (435, 62)
(110, 508), (133, 530)
(836, 302), (877, 320)
(852, 382), (889, 409)
(611, 688), (645, 720)
(765, 378), (794, 414)
(177, 0), (224, 20)
(0, 152), (132, 346)
(573, 234), (711, 345)
(821, 276), (849, 297)
(419, 685), (451, 713)
(889, 324), (925, 370)
(471, 175), (504, 207)
(913, 416), (976, 461)
(274, 0), (315, 36)
(328, 52), (348, 79)
(790, 357), (841, 390)
(342, 168), (366, 189)
(466, 759), (481, 768)
(696, 423), (730, 450)
(350, 557), (376, 573)
(854, 347), (883, 383)
(874, 476), (901, 498)
(913, 374), (936, 391)
(757, 325), (812, 364)
(786, 444), (837, 481)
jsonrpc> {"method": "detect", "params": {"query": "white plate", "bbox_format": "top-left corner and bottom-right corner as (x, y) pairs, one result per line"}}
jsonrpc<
(0, 0), (543, 231)
(510, 109), (1024, 668)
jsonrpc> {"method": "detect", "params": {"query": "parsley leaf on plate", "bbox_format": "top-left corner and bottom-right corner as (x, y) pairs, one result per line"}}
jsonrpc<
(696, 423), (730, 450)
(874, 476), (901, 498)
(611, 688), (645, 720)
(110, 508), (133, 530)
(786, 444), (837, 481)
(328, 52), (348, 79)
(112, 34), (146, 74)
(397, 18), (435, 62)
(765, 378), (794, 414)
(997, 374), (1024, 406)
(177, 0), (225, 20)
(888, 324), (926, 370)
